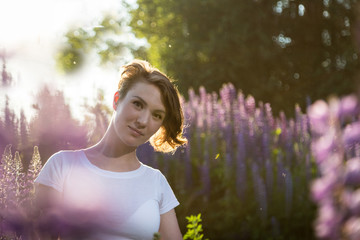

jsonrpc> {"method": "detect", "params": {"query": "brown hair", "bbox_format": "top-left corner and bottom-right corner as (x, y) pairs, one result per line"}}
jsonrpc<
(117, 59), (187, 153)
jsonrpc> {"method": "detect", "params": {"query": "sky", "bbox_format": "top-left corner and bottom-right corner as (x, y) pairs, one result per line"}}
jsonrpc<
(0, 0), (138, 122)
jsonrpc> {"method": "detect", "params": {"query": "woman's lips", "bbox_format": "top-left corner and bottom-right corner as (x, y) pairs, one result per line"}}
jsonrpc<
(128, 126), (144, 136)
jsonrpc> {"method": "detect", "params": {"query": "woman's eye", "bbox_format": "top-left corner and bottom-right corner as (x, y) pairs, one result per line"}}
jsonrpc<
(133, 101), (142, 108)
(154, 114), (163, 120)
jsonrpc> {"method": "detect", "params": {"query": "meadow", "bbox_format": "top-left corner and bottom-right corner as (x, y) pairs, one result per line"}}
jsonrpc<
(1, 83), (360, 239)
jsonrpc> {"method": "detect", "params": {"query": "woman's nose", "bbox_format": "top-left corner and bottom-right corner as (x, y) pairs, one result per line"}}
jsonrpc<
(136, 110), (150, 127)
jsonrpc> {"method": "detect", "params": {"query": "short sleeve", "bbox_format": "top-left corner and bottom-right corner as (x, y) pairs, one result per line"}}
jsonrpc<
(35, 151), (66, 192)
(158, 173), (180, 215)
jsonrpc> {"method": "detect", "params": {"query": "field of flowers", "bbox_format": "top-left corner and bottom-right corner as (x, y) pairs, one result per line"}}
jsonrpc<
(1, 83), (359, 239)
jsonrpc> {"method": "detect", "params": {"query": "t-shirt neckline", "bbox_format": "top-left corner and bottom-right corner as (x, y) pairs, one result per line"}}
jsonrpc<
(79, 150), (146, 178)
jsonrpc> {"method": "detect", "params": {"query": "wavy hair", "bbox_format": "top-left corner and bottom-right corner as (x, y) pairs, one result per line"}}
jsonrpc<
(117, 59), (187, 153)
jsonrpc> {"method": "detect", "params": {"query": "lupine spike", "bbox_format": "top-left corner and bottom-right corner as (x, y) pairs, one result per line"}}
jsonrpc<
(265, 159), (273, 200)
(251, 162), (268, 222)
(283, 168), (293, 217)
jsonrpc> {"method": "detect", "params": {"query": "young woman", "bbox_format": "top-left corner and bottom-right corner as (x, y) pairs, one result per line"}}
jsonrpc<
(34, 59), (187, 240)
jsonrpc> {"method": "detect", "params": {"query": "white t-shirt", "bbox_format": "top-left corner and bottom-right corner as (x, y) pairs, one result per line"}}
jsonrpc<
(35, 150), (179, 240)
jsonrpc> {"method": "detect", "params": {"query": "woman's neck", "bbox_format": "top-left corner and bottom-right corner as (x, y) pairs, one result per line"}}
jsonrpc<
(84, 144), (140, 172)
(84, 122), (141, 172)
(96, 120), (137, 157)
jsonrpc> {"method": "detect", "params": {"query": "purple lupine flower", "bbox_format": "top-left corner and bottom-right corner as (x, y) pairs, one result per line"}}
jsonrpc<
(219, 84), (232, 119)
(232, 96), (241, 134)
(261, 117), (271, 163)
(228, 83), (236, 101)
(236, 133), (246, 199)
(211, 92), (219, 130)
(343, 217), (360, 240)
(187, 88), (199, 128)
(205, 93), (214, 132)
(307, 100), (330, 136)
(311, 130), (337, 166)
(245, 95), (256, 116)
(199, 86), (207, 103)
(309, 95), (360, 240)
(217, 100), (227, 129)
(342, 189), (360, 215)
(184, 140), (193, 189)
(246, 114), (257, 159)
(343, 122), (360, 147)
(315, 200), (341, 239)
(300, 112), (311, 148)
(237, 91), (248, 137)
(311, 173), (338, 202)
(277, 111), (288, 145)
(294, 104), (303, 139)
(196, 101), (205, 130)
(264, 103), (275, 130)
(285, 120), (294, 168)
(188, 88), (197, 109)
(344, 157), (360, 186)
(339, 95), (359, 120)
(237, 91), (246, 118)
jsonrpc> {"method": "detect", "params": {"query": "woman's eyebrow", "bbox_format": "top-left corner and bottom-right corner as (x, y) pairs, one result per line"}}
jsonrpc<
(133, 96), (147, 106)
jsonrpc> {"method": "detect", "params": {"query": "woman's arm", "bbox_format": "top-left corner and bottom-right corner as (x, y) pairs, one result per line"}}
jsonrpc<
(159, 209), (182, 240)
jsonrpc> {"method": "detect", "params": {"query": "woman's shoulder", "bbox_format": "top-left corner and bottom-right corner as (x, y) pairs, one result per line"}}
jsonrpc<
(141, 163), (163, 176)
(46, 149), (84, 166)
(140, 163), (171, 183)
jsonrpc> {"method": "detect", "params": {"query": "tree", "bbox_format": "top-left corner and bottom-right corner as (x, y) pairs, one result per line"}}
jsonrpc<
(19, 109), (29, 151)
(82, 89), (112, 145)
(29, 86), (88, 162)
(1, 96), (18, 154)
(55, 2), (146, 74)
(1, 57), (12, 87)
(18, 109), (33, 169)
(129, 0), (360, 115)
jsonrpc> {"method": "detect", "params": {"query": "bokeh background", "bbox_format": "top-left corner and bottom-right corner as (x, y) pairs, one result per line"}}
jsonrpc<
(1, 0), (360, 239)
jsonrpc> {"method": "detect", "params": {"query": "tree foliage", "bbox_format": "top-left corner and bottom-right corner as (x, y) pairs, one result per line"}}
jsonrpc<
(1, 58), (12, 87)
(29, 86), (88, 161)
(56, 1), (145, 74)
(130, 0), (360, 115)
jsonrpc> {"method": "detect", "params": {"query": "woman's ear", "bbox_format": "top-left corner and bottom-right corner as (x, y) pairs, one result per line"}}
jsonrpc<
(113, 91), (120, 110)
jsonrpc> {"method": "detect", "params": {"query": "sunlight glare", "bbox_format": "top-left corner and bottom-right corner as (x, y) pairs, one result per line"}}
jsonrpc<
(0, 0), (130, 121)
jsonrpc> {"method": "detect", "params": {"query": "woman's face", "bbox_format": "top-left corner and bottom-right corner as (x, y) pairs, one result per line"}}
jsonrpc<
(113, 81), (166, 148)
